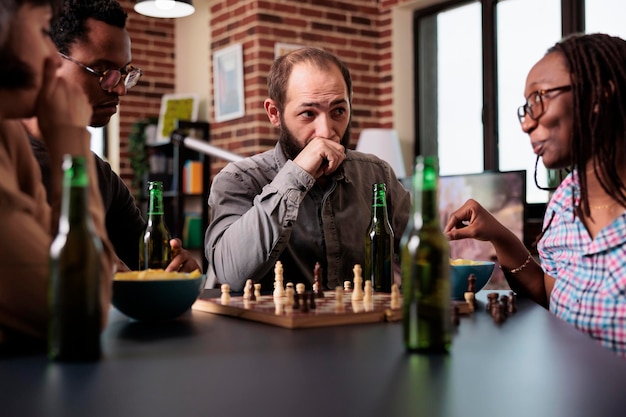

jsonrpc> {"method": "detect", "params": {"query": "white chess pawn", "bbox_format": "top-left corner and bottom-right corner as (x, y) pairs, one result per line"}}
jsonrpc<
(285, 285), (295, 310)
(390, 283), (401, 310)
(363, 280), (373, 303)
(254, 283), (262, 299)
(220, 283), (231, 304)
(295, 283), (306, 295)
(343, 281), (352, 291)
(335, 286), (345, 312)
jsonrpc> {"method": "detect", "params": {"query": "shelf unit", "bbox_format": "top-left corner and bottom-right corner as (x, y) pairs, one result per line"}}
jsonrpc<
(143, 121), (211, 273)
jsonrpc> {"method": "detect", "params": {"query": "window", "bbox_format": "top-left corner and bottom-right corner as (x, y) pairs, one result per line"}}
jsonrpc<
(586, 0), (626, 38)
(496, 0), (561, 203)
(414, 0), (610, 203)
(435, 3), (483, 176)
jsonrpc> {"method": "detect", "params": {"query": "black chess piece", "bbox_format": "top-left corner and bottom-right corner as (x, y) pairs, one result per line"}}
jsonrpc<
(500, 295), (509, 315)
(467, 273), (477, 293)
(300, 293), (309, 313)
(314, 262), (325, 298)
(249, 280), (256, 301)
(486, 292), (499, 313)
(309, 292), (316, 309)
(508, 291), (517, 314)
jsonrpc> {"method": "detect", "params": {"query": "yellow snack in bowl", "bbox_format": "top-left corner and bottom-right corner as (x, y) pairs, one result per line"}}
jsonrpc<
(114, 268), (202, 281)
(449, 259), (484, 266)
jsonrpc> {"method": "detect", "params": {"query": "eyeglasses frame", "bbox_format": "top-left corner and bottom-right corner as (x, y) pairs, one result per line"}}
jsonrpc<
(517, 85), (572, 124)
(57, 52), (142, 91)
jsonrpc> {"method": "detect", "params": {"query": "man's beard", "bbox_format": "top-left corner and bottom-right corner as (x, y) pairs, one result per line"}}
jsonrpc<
(278, 117), (351, 161)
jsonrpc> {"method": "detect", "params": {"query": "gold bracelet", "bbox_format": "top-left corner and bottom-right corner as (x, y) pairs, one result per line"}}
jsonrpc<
(508, 252), (532, 274)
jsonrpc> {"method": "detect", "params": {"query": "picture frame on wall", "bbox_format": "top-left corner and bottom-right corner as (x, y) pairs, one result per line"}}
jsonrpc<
(274, 42), (305, 58)
(213, 43), (245, 122)
(155, 93), (199, 144)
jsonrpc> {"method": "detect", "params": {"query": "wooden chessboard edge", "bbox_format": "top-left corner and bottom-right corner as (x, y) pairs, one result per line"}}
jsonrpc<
(191, 297), (400, 329)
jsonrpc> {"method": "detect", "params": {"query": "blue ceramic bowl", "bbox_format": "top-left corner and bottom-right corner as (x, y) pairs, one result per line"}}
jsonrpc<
(450, 261), (495, 300)
(112, 275), (206, 321)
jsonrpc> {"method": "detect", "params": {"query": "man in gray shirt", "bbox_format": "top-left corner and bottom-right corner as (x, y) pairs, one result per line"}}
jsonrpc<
(206, 47), (410, 292)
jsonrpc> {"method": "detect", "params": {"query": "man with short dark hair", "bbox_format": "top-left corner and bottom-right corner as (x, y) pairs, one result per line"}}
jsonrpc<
(206, 47), (410, 292)
(23, 0), (200, 273)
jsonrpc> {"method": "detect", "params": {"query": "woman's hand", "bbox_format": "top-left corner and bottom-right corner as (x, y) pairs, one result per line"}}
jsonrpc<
(444, 199), (508, 243)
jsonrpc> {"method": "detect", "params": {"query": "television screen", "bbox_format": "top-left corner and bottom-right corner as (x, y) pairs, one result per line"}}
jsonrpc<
(438, 170), (526, 290)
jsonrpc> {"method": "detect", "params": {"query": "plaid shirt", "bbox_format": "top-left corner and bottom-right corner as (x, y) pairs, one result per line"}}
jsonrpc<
(539, 172), (626, 357)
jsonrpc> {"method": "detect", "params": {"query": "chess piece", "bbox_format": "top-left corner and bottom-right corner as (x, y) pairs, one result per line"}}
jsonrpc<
(344, 281), (352, 291)
(254, 283), (262, 299)
(335, 286), (345, 312)
(243, 279), (253, 300)
(467, 273), (477, 293)
(313, 262), (324, 298)
(273, 261), (285, 298)
(486, 292), (499, 313)
(363, 280), (373, 304)
(351, 299), (363, 313)
(274, 298), (284, 315)
(491, 302), (505, 324)
(352, 264), (364, 301)
(300, 293), (309, 313)
(309, 292), (316, 310)
(220, 284), (231, 305)
(285, 284), (295, 311)
(464, 291), (475, 312)
(499, 295), (509, 315)
(508, 291), (517, 314)
(390, 283), (401, 310)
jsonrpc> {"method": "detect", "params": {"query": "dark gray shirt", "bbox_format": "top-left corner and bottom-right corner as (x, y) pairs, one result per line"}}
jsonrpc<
(206, 143), (410, 292)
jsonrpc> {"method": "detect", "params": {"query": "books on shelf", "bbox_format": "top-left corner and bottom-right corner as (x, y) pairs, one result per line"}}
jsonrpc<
(183, 160), (203, 194)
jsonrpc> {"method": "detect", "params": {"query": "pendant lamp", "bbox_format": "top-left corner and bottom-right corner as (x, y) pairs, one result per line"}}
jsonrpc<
(134, 0), (195, 18)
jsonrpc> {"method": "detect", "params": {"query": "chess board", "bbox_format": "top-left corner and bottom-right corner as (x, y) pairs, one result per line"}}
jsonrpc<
(192, 292), (472, 329)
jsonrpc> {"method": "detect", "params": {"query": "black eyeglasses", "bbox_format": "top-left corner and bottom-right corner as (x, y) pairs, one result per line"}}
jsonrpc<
(517, 85), (572, 124)
(58, 52), (142, 91)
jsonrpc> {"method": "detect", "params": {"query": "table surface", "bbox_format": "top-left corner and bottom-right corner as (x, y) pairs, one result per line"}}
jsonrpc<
(1, 290), (625, 417)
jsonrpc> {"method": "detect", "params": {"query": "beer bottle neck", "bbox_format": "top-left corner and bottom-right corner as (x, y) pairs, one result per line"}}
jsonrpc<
(58, 156), (90, 233)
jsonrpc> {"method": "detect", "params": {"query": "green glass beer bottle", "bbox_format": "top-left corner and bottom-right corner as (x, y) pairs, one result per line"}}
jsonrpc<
(139, 181), (172, 270)
(400, 156), (451, 353)
(49, 155), (102, 361)
(364, 183), (394, 292)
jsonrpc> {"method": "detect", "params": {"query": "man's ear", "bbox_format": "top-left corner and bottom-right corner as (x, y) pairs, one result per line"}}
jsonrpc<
(264, 99), (281, 127)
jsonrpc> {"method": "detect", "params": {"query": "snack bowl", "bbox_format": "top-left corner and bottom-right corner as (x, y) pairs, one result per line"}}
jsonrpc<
(450, 260), (495, 300)
(112, 270), (206, 321)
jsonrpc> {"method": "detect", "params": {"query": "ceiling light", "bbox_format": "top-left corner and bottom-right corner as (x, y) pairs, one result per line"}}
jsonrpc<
(134, 0), (195, 18)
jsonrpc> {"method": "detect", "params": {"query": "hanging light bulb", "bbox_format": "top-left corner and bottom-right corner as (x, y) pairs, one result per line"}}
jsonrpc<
(134, 0), (195, 18)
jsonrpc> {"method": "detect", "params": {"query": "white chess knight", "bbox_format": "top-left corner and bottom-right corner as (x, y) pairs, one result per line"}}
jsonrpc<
(273, 261), (285, 298)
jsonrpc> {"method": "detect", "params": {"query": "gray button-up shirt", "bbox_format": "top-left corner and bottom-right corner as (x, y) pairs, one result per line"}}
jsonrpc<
(206, 143), (410, 292)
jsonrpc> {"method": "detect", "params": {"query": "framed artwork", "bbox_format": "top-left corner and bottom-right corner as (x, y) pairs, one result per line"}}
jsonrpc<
(213, 43), (245, 122)
(274, 42), (304, 58)
(156, 93), (199, 144)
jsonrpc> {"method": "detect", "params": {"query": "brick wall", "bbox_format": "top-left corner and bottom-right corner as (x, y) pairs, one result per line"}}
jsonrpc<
(117, 0), (411, 185)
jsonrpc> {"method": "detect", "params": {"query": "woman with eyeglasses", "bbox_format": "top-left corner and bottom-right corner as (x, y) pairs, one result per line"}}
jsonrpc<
(445, 33), (626, 358)
(0, 0), (115, 352)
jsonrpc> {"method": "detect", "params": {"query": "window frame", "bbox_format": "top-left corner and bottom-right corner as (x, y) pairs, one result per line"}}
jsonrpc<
(412, 0), (585, 170)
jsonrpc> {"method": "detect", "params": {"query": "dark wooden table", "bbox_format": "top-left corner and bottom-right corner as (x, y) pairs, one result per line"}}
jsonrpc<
(1, 290), (625, 417)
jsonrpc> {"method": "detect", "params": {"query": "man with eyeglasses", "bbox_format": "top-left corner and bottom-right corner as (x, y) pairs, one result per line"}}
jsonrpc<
(22, 0), (200, 274)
